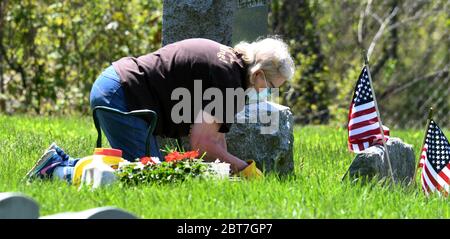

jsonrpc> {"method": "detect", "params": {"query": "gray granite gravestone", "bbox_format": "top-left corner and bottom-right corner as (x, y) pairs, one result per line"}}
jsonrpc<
(348, 137), (416, 183)
(0, 192), (40, 219)
(40, 206), (137, 219)
(225, 102), (294, 175)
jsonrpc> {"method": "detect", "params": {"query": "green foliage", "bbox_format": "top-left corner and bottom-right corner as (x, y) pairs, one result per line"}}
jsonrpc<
(0, 0), (162, 114)
(116, 159), (214, 186)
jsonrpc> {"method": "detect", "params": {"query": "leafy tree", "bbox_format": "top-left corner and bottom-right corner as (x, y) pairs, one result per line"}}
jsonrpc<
(0, 0), (162, 114)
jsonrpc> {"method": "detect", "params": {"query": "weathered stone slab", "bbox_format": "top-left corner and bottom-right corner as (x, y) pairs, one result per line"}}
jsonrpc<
(40, 207), (137, 219)
(0, 192), (40, 219)
(226, 102), (294, 175)
(348, 137), (415, 183)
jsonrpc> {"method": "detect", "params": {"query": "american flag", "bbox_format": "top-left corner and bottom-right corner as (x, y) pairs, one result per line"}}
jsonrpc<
(347, 66), (390, 153)
(419, 120), (450, 196)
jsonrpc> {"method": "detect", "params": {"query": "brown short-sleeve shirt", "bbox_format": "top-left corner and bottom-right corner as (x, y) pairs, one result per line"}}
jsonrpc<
(112, 38), (248, 138)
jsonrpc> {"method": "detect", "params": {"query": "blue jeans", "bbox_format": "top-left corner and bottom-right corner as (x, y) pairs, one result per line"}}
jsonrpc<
(89, 65), (163, 161)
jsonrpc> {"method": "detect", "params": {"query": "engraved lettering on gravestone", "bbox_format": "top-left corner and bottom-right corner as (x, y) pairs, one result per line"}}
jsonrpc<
(238, 0), (268, 8)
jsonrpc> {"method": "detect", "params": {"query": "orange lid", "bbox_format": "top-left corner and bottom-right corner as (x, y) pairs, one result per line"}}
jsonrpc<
(93, 148), (123, 157)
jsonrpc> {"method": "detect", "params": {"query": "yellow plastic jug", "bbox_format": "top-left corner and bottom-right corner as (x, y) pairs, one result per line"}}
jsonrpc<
(72, 148), (125, 186)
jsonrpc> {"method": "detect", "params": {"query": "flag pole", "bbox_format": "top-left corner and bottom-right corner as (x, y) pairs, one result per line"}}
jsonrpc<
(363, 50), (396, 183)
(412, 107), (433, 186)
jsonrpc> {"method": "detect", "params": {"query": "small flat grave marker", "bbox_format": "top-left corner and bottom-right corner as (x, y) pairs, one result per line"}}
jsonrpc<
(0, 192), (40, 219)
(40, 206), (138, 219)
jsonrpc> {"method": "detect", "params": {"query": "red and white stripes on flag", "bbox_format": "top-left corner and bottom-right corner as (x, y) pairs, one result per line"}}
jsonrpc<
(420, 144), (450, 196)
(347, 66), (390, 153)
(419, 120), (450, 196)
(419, 145), (427, 168)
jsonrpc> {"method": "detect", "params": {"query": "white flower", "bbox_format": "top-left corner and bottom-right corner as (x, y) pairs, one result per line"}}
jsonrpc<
(151, 157), (161, 164)
(118, 161), (131, 169)
(134, 162), (145, 170)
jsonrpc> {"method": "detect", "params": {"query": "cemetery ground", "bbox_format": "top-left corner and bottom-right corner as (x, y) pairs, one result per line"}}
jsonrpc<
(1, 115), (449, 219)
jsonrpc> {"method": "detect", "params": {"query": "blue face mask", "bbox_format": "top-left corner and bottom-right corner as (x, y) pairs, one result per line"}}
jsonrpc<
(246, 73), (272, 104)
(247, 89), (270, 103)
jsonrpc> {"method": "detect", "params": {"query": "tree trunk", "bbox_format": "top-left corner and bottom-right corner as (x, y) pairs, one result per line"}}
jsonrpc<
(371, 0), (400, 80)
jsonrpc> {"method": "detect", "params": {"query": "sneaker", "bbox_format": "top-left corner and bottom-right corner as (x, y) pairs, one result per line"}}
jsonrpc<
(44, 142), (58, 153)
(25, 149), (62, 180)
(46, 142), (70, 161)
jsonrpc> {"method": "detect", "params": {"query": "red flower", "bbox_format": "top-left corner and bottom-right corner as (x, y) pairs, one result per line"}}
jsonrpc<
(140, 157), (156, 165)
(165, 151), (185, 162)
(164, 150), (200, 162)
(183, 150), (199, 159)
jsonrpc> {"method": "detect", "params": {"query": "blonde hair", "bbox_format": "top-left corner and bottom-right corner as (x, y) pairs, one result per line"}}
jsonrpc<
(234, 36), (295, 84)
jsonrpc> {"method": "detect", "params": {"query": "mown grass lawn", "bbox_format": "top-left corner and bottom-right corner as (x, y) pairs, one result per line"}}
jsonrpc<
(0, 115), (449, 218)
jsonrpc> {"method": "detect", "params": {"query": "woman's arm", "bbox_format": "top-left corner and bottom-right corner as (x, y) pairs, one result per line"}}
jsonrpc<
(189, 110), (248, 173)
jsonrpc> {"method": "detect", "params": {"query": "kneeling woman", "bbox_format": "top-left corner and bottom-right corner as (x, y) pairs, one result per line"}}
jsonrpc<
(26, 37), (295, 181)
